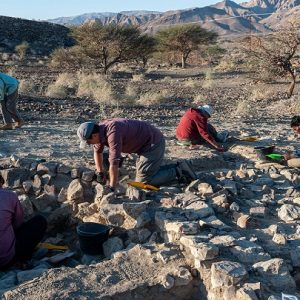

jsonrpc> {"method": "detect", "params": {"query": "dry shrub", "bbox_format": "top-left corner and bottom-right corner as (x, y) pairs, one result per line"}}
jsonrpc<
(184, 78), (199, 88)
(45, 72), (77, 98)
(235, 100), (253, 116)
(214, 60), (236, 72)
(132, 74), (146, 82)
(77, 73), (117, 104)
(193, 94), (207, 105)
(123, 84), (139, 104)
(19, 80), (39, 95)
(251, 88), (274, 101)
(202, 70), (216, 89)
(138, 90), (168, 106)
(161, 76), (172, 82)
(55, 72), (78, 89)
(46, 84), (68, 98)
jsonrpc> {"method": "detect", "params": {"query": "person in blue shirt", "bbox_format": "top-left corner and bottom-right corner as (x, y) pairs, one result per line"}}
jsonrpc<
(284, 116), (300, 167)
(0, 72), (24, 130)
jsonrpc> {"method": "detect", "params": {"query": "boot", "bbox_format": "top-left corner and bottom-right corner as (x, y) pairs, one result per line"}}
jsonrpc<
(0, 123), (13, 130)
(15, 120), (25, 128)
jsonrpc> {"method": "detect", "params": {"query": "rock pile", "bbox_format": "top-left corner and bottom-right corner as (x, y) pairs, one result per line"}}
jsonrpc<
(0, 155), (300, 299)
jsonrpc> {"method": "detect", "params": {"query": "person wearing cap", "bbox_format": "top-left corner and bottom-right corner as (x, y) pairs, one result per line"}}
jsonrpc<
(77, 118), (197, 190)
(176, 105), (227, 152)
(0, 175), (47, 268)
(0, 72), (24, 130)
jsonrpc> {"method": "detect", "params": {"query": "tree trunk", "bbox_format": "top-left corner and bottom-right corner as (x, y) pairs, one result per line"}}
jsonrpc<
(181, 54), (186, 69)
(287, 70), (296, 98)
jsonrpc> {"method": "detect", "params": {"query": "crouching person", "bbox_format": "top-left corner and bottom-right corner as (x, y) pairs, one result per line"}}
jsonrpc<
(284, 116), (300, 168)
(77, 118), (197, 191)
(0, 176), (47, 268)
(176, 104), (228, 152)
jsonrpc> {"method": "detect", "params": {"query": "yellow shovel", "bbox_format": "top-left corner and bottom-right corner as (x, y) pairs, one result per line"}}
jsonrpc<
(37, 243), (69, 251)
(239, 136), (258, 142)
(128, 181), (159, 191)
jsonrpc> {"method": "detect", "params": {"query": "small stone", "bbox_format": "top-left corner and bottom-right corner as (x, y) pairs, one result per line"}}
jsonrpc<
(249, 207), (268, 217)
(278, 204), (300, 222)
(230, 202), (240, 212)
(174, 267), (192, 286)
(272, 233), (287, 245)
(81, 170), (95, 182)
(190, 242), (219, 261)
(198, 182), (214, 196)
(103, 237), (124, 258)
(162, 274), (174, 289)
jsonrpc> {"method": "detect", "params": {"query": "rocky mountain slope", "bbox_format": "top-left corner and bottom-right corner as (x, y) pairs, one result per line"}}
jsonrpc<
(47, 0), (300, 35)
(0, 16), (74, 55)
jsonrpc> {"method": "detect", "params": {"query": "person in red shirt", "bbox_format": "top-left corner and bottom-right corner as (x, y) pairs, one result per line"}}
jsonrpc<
(0, 176), (47, 268)
(176, 105), (227, 152)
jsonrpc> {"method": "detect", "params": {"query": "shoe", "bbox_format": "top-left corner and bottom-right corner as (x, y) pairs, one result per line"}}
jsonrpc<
(15, 120), (25, 128)
(217, 131), (229, 143)
(0, 124), (13, 130)
(177, 160), (197, 181)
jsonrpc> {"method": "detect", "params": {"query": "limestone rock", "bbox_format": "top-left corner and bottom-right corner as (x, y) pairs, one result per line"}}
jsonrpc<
(81, 170), (94, 182)
(57, 164), (71, 174)
(18, 194), (34, 218)
(123, 201), (150, 219)
(252, 258), (296, 292)
(230, 240), (271, 264)
(211, 260), (248, 288)
(67, 179), (84, 203)
(191, 242), (219, 261)
(174, 267), (193, 286)
(0, 168), (31, 188)
(278, 204), (300, 222)
(184, 201), (214, 220)
(36, 162), (58, 176)
(103, 237), (124, 258)
(71, 168), (82, 179)
(126, 186), (146, 201)
(198, 182), (214, 196)
(17, 268), (47, 284)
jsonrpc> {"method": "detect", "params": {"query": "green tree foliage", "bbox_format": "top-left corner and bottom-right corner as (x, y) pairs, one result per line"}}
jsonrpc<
(71, 23), (155, 74)
(156, 24), (218, 68)
(133, 34), (157, 67)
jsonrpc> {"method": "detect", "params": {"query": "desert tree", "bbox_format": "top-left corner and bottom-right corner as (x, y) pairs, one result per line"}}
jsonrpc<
(132, 34), (157, 68)
(203, 44), (226, 65)
(49, 46), (88, 69)
(71, 23), (149, 74)
(244, 21), (300, 98)
(156, 24), (218, 68)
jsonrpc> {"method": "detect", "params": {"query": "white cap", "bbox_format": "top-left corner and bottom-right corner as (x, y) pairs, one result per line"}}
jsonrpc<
(198, 105), (214, 117)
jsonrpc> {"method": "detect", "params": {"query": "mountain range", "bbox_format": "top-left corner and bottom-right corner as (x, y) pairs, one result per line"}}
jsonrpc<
(47, 0), (300, 35)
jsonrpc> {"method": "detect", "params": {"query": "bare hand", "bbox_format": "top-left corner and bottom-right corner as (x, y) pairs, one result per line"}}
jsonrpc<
(283, 153), (293, 160)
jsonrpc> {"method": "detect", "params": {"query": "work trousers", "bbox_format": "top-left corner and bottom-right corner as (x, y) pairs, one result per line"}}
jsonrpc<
(287, 158), (300, 168)
(135, 138), (177, 187)
(14, 215), (47, 262)
(0, 89), (22, 125)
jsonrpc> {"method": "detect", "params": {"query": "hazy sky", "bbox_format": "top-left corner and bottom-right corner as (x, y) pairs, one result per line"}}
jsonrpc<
(1, 0), (244, 20)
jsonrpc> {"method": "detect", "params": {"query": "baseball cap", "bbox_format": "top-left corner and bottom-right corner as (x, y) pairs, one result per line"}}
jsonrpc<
(198, 105), (214, 117)
(77, 122), (95, 149)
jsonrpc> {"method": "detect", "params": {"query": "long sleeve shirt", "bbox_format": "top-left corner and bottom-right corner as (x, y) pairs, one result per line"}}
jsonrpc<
(0, 189), (24, 267)
(176, 108), (215, 144)
(0, 73), (19, 101)
(93, 118), (163, 166)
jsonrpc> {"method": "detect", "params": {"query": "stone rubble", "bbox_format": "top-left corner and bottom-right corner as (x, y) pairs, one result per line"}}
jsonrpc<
(0, 154), (300, 299)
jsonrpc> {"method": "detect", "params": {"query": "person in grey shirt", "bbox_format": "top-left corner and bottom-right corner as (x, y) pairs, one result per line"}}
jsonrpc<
(77, 119), (197, 191)
(0, 72), (24, 130)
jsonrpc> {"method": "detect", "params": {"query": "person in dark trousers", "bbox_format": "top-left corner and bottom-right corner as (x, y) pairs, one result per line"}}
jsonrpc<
(176, 105), (228, 152)
(284, 116), (300, 168)
(0, 72), (24, 130)
(77, 118), (197, 191)
(0, 176), (47, 268)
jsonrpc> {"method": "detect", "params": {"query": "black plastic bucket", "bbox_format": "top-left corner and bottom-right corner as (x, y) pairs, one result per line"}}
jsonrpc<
(77, 222), (110, 255)
(254, 145), (275, 161)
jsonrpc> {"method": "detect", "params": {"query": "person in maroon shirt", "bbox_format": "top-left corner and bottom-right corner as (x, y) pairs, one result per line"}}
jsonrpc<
(176, 105), (227, 152)
(0, 176), (47, 268)
(77, 118), (197, 190)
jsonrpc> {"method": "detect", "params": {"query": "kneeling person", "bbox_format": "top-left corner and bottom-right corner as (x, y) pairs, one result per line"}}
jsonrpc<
(176, 105), (227, 152)
(77, 118), (197, 190)
(284, 116), (300, 167)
